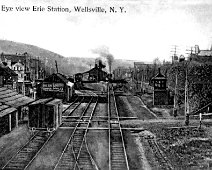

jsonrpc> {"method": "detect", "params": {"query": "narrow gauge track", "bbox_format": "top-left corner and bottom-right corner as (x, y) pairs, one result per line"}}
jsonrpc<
(147, 138), (173, 170)
(108, 84), (129, 170)
(2, 131), (54, 170)
(54, 93), (99, 170)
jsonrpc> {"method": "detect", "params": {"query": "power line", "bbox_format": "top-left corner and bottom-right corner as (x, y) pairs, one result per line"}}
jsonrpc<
(170, 45), (179, 64)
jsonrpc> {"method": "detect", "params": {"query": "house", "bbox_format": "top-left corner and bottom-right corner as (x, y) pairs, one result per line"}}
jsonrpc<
(0, 64), (18, 89)
(189, 45), (212, 63)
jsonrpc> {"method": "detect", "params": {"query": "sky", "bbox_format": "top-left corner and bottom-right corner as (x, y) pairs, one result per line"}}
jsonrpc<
(0, 0), (212, 62)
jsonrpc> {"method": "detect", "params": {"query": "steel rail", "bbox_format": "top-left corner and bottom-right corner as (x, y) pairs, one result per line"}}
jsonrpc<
(62, 96), (80, 114)
(112, 88), (130, 170)
(54, 94), (99, 170)
(2, 131), (55, 170)
(73, 96), (99, 170)
(24, 131), (56, 170)
(109, 84), (130, 170)
(54, 97), (93, 170)
(147, 138), (173, 170)
(62, 96), (85, 118)
(71, 96), (95, 170)
(2, 131), (39, 169)
(108, 83), (112, 170)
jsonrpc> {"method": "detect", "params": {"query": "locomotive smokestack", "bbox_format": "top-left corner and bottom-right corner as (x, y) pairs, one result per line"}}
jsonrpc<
(92, 46), (114, 74)
(107, 54), (114, 74)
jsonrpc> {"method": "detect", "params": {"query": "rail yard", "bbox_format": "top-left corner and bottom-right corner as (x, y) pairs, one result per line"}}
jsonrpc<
(0, 83), (137, 170)
(1, 82), (212, 170)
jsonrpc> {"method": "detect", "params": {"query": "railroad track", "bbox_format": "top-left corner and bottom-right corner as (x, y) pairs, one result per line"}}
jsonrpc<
(147, 138), (173, 170)
(2, 131), (53, 170)
(54, 94), (99, 170)
(62, 96), (84, 117)
(108, 84), (129, 170)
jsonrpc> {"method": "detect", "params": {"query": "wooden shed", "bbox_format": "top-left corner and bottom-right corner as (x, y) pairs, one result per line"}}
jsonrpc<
(0, 87), (34, 122)
(41, 73), (74, 102)
(28, 98), (62, 131)
(0, 103), (18, 136)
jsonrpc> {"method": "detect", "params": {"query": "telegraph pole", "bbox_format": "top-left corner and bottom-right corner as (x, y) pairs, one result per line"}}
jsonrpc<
(186, 46), (194, 60)
(173, 68), (178, 117)
(170, 45), (179, 64)
(184, 66), (189, 126)
(184, 46), (193, 125)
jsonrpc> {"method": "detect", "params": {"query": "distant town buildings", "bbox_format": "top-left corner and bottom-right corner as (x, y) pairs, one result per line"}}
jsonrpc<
(0, 52), (50, 97)
(189, 45), (212, 63)
(113, 67), (133, 81)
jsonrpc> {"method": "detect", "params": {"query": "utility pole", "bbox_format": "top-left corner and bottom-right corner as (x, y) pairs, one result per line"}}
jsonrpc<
(173, 68), (178, 117)
(184, 47), (193, 126)
(184, 66), (189, 126)
(186, 46), (194, 60)
(170, 45), (179, 64)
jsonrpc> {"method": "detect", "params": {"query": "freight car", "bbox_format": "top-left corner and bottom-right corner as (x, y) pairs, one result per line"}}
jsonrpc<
(28, 98), (62, 132)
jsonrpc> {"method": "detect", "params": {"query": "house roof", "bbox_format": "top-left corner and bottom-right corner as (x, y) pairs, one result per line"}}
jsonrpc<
(43, 73), (69, 83)
(198, 50), (212, 57)
(0, 102), (17, 118)
(0, 87), (34, 108)
(152, 68), (166, 80)
(82, 67), (107, 75)
(0, 65), (17, 76)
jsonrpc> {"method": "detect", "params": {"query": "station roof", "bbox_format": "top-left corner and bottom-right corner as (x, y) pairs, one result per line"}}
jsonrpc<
(82, 66), (107, 75)
(44, 73), (69, 83)
(0, 87), (34, 108)
(0, 102), (17, 118)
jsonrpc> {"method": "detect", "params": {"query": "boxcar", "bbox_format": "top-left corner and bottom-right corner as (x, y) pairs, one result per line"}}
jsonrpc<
(45, 99), (63, 130)
(28, 98), (52, 130)
(28, 98), (62, 131)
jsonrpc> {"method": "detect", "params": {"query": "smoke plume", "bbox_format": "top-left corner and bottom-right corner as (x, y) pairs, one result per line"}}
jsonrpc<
(92, 46), (114, 73)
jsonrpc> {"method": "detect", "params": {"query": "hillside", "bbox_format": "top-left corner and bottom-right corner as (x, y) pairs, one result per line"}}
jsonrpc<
(0, 40), (135, 75)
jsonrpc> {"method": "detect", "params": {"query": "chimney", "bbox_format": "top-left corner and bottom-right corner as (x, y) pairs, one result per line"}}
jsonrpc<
(158, 68), (161, 74)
